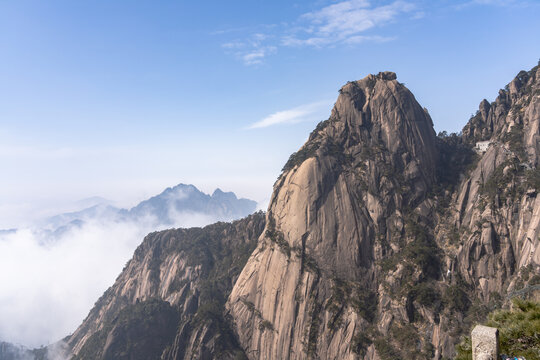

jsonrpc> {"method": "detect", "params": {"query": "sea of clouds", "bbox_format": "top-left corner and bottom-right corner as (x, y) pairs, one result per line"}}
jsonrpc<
(0, 204), (223, 351)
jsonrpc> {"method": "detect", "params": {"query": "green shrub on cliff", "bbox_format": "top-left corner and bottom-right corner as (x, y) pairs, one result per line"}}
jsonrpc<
(456, 299), (540, 359)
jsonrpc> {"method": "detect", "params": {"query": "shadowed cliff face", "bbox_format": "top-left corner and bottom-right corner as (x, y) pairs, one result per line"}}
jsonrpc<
(446, 64), (540, 309)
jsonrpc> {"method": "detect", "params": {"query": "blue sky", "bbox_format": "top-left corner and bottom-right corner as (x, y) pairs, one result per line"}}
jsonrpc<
(0, 0), (539, 226)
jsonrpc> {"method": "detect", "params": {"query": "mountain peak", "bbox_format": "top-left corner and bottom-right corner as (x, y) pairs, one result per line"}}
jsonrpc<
(212, 188), (237, 199)
(128, 184), (256, 226)
(212, 188), (224, 196)
(229, 70), (441, 358)
(294, 71), (438, 187)
(462, 63), (539, 144)
(338, 71), (399, 95)
(376, 70), (397, 80)
(354, 71), (398, 85)
(169, 183), (198, 192)
(362, 71), (398, 82)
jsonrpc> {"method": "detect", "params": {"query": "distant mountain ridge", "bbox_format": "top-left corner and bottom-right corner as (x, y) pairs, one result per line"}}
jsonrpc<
(17, 184), (257, 237)
(126, 184), (257, 226)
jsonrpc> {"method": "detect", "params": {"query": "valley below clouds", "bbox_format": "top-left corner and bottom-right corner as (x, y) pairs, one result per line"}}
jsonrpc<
(0, 185), (256, 348)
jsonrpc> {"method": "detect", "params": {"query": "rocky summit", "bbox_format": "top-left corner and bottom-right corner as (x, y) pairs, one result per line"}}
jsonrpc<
(226, 65), (540, 359)
(31, 63), (540, 360)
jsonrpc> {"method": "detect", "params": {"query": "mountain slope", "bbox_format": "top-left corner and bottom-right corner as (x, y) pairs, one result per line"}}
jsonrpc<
(67, 212), (265, 360)
(227, 71), (442, 359)
(53, 63), (540, 360)
(226, 65), (540, 359)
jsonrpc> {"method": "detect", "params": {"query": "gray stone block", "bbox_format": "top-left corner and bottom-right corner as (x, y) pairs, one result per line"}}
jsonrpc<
(472, 325), (499, 360)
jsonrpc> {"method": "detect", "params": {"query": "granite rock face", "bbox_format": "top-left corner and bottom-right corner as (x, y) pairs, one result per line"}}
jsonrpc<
(227, 65), (540, 359)
(227, 72), (441, 359)
(67, 212), (265, 360)
(63, 64), (540, 360)
(453, 65), (540, 293)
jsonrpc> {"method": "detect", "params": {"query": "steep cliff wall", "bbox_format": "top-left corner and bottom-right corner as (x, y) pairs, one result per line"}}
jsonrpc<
(227, 65), (540, 360)
(227, 71), (444, 359)
(64, 63), (540, 360)
(443, 64), (540, 315)
(67, 212), (265, 360)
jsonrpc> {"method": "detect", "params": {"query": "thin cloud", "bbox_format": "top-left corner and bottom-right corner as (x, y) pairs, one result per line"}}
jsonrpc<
(470, 0), (519, 5)
(248, 101), (332, 129)
(242, 46), (277, 65)
(286, 0), (415, 47)
(411, 10), (425, 19)
(219, 0), (419, 64)
(221, 34), (277, 66)
(221, 41), (245, 49)
(343, 34), (395, 44)
(454, 0), (533, 9)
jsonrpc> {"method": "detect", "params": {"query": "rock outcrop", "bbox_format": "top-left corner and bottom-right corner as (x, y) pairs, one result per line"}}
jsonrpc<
(227, 71), (442, 359)
(62, 63), (540, 360)
(226, 65), (540, 359)
(440, 62), (540, 348)
(67, 212), (265, 360)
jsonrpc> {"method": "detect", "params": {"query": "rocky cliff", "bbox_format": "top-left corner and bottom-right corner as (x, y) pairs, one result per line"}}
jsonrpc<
(66, 212), (265, 360)
(443, 64), (540, 344)
(227, 65), (540, 359)
(227, 71), (443, 360)
(61, 63), (540, 360)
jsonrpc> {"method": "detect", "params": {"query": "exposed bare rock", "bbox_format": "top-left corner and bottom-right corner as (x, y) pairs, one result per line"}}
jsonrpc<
(227, 72), (442, 359)
(62, 63), (540, 360)
(446, 63), (540, 306)
(67, 212), (266, 360)
(227, 64), (540, 360)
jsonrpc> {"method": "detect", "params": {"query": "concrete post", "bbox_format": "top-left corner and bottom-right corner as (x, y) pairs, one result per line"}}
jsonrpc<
(471, 325), (499, 360)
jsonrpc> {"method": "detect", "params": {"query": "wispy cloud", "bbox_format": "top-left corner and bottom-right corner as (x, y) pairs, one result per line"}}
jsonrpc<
(242, 46), (277, 65)
(285, 0), (415, 47)
(217, 0), (420, 65)
(454, 0), (533, 9)
(247, 101), (332, 129)
(221, 33), (277, 65)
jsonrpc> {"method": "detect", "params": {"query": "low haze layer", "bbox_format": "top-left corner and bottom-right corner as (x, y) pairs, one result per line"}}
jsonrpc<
(0, 184), (256, 347)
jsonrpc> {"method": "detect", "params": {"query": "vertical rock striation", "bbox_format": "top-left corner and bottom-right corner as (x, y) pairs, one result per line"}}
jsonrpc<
(444, 64), (540, 317)
(67, 212), (265, 360)
(62, 63), (540, 360)
(227, 72), (442, 359)
(227, 64), (540, 359)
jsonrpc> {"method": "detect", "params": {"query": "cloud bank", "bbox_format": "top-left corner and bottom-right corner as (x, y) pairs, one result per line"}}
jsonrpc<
(0, 208), (225, 348)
